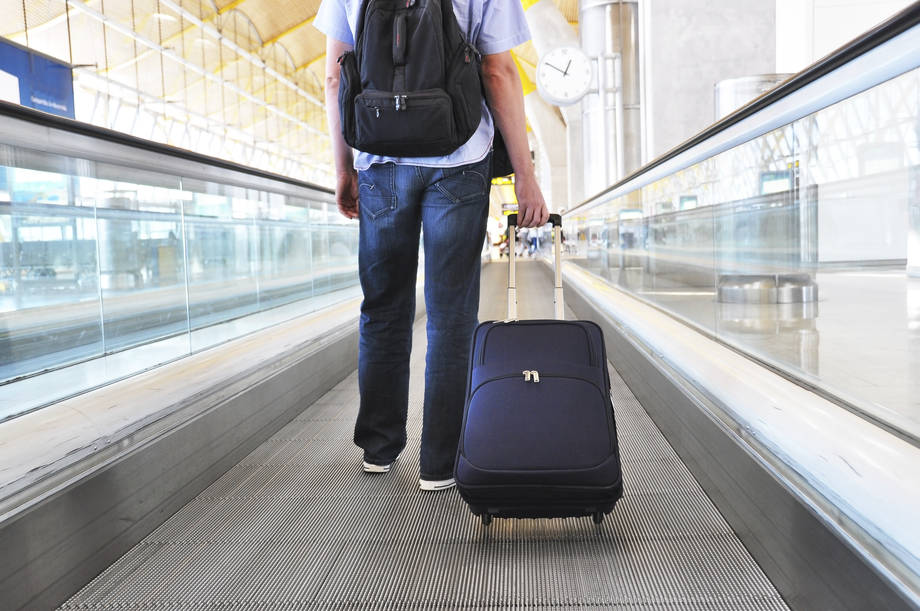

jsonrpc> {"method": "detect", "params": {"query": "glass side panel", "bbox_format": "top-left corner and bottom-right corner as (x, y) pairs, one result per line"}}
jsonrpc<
(0, 144), (352, 421)
(184, 186), (261, 351)
(92, 177), (189, 357)
(313, 202), (360, 298)
(257, 219), (314, 312)
(565, 66), (920, 440)
(0, 168), (103, 383)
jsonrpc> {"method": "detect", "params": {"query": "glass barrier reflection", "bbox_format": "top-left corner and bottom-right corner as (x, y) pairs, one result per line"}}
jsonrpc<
(0, 147), (352, 421)
(565, 66), (920, 439)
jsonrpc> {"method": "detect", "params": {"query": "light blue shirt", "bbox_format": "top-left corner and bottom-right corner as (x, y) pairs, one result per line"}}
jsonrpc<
(314, 0), (531, 170)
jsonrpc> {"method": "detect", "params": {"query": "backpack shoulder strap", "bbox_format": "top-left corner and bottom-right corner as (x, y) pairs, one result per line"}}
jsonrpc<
(353, 0), (371, 61)
(440, 0), (468, 55)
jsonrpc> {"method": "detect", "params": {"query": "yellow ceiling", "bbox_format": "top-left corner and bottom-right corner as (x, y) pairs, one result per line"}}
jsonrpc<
(218, 0), (579, 94)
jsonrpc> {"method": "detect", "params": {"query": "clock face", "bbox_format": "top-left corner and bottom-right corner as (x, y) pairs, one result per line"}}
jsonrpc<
(536, 46), (592, 106)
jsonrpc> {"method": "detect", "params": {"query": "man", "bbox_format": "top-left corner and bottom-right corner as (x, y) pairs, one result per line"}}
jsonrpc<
(315, 0), (549, 491)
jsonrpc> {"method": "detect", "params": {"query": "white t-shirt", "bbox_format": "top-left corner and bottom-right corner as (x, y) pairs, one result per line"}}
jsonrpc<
(314, 0), (531, 170)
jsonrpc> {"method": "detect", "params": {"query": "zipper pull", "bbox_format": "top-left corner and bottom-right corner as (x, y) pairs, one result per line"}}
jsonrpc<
(394, 95), (401, 111)
(532, 370), (540, 383)
(464, 48), (471, 63)
(523, 370), (532, 382)
(374, 107), (381, 118)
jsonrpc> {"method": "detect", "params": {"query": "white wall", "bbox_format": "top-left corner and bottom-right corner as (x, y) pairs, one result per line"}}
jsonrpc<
(641, 0), (913, 162)
(642, 0), (776, 161)
(776, 0), (915, 73)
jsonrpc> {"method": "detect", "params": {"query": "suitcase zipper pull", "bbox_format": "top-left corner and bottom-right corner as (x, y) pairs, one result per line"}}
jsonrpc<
(522, 370), (540, 383)
(532, 370), (540, 383)
(523, 370), (531, 382)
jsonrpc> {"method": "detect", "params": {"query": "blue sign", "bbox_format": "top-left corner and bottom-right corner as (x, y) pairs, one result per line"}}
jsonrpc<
(0, 37), (75, 119)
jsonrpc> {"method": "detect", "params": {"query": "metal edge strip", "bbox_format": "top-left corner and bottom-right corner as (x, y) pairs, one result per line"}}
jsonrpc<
(0, 101), (334, 196)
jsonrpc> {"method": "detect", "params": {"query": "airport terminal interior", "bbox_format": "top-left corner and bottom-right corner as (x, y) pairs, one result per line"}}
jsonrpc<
(1, 0), (919, 609)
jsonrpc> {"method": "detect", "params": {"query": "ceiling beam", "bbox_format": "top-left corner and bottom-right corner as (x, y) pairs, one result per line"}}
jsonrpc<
(218, 0), (249, 15)
(262, 16), (316, 48)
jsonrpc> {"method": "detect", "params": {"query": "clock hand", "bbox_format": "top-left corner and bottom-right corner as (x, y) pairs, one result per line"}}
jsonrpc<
(544, 62), (568, 75)
(563, 59), (572, 76)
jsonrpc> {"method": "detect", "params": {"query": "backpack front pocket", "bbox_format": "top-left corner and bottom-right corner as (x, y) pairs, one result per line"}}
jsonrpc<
(354, 89), (457, 156)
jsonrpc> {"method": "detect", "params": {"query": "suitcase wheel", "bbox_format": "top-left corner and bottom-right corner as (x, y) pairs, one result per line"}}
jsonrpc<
(592, 511), (604, 525)
(481, 513), (492, 526)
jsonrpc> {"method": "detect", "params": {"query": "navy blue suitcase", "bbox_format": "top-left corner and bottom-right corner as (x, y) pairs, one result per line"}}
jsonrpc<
(455, 214), (623, 525)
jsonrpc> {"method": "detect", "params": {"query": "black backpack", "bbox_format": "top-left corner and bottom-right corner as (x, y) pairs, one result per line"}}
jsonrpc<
(337, 0), (483, 157)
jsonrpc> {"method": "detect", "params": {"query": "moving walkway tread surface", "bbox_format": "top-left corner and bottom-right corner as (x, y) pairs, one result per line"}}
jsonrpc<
(60, 260), (789, 610)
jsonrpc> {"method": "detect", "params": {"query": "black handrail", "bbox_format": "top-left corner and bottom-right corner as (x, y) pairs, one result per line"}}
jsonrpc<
(566, 1), (920, 214)
(0, 100), (334, 195)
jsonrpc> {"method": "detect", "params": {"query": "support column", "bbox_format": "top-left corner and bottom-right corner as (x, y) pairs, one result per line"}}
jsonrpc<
(580, 0), (640, 197)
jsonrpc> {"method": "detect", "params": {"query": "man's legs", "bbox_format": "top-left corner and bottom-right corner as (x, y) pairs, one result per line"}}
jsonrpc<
(418, 155), (491, 481)
(354, 163), (423, 466)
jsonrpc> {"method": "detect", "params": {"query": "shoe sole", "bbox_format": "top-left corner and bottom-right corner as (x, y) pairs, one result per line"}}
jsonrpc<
(419, 478), (455, 491)
(362, 461), (392, 473)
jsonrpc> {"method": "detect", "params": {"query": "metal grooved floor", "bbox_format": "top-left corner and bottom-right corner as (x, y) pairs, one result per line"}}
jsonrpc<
(61, 261), (790, 610)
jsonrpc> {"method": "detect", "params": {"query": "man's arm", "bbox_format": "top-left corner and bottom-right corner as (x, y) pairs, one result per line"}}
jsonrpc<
(324, 37), (359, 219)
(481, 51), (549, 228)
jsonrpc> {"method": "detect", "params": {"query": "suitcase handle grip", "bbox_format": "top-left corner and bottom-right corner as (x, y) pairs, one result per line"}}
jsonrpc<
(505, 213), (565, 321)
(507, 213), (561, 228)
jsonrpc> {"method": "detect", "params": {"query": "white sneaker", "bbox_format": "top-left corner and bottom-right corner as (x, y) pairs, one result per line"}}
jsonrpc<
(362, 460), (393, 473)
(419, 477), (455, 491)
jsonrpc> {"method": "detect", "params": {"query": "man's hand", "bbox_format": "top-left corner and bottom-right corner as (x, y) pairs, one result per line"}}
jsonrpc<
(515, 173), (549, 228)
(336, 171), (359, 219)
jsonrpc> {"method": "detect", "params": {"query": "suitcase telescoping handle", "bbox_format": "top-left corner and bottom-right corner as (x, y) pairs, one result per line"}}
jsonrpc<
(506, 213), (564, 321)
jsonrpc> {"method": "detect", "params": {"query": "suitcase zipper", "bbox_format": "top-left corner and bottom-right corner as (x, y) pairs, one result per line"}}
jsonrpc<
(466, 373), (617, 454)
(471, 372), (603, 397)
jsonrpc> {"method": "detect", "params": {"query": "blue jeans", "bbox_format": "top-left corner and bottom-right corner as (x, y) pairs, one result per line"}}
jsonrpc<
(354, 155), (491, 480)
